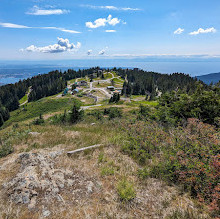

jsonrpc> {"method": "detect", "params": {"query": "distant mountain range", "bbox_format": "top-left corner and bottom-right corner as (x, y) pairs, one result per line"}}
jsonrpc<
(196, 72), (220, 84)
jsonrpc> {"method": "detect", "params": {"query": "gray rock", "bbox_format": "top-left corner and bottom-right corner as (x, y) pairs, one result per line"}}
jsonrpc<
(42, 210), (51, 217)
(87, 181), (94, 193)
(22, 194), (30, 204)
(3, 151), (97, 210)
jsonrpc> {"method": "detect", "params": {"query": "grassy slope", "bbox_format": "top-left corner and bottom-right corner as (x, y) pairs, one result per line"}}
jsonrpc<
(113, 77), (124, 85)
(19, 94), (28, 105)
(0, 74), (216, 218)
(0, 111), (211, 218)
(3, 97), (81, 128)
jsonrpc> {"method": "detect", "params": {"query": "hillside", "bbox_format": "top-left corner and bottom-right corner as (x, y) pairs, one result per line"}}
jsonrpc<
(0, 70), (219, 219)
(197, 72), (220, 84)
(0, 67), (200, 128)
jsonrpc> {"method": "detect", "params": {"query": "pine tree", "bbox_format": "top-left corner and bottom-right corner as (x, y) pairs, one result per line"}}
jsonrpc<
(109, 96), (113, 103)
(69, 103), (83, 124)
(0, 113), (4, 127)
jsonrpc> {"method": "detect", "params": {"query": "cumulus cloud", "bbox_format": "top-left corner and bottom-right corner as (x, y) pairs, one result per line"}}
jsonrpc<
(105, 30), (116, 32)
(87, 50), (92, 55)
(23, 37), (81, 53)
(86, 15), (121, 29)
(82, 5), (141, 11)
(174, 28), (184, 34)
(189, 27), (217, 35)
(26, 6), (69, 15)
(0, 22), (80, 34)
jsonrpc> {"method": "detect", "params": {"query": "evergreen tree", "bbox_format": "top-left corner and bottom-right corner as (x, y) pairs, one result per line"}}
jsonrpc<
(69, 103), (84, 124)
(0, 113), (4, 127)
(109, 93), (120, 103)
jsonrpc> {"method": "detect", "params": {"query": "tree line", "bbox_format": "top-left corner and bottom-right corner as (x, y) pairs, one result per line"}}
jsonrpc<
(0, 67), (213, 127)
(0, 67), (102, 127)
(116, 68), (203, 99)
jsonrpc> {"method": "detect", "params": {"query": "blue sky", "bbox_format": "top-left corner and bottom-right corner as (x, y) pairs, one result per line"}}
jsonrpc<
(0, 0), (219, 60)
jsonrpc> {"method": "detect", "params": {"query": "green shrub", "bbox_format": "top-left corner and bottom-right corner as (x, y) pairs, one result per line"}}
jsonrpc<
(137, 105), (151, 120)
(50, 103), (84, 125)
(0, 143), (14, 158)
(157, 84), (220, 126)
(104, 107), (122, 119)
(32, 114), (44, 125)
(119, 119), (220, 214)
(101, 166), (115, 176)
(117, 178), (136, 202)
(137, 168), (150, 179)
(89, 111), (103, 120)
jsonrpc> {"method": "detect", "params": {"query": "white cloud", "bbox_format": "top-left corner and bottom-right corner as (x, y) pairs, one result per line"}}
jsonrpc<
(0, 22), (30, 28)
(105, 30), (116, 32)
(26, 6), (69, 15)
(189, 27), (217, 35)
(108, 17), (120, 26)
(86, 15), (122, 29)
(87, 50), (92, 55)
(82, 5), (141, 11)
(40, 27), (80, 34)
(99, 49), (106, 55)
(122, 7), (141, 11)
(174, 28), (184, 35)
(0, 22), (80, 34)
(23, 37), (81, 53)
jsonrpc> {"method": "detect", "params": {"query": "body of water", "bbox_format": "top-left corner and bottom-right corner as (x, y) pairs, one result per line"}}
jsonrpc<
(0, 59), (220, 85)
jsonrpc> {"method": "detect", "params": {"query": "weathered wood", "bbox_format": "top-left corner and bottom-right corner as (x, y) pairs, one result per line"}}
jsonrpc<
(67, 144), (103, 155)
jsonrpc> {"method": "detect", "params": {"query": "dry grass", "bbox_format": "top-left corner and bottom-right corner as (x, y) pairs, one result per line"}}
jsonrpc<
(0, 120), (211, 219)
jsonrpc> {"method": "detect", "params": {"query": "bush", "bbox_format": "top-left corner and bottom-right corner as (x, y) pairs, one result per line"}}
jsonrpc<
(89, 110), (103, 120)
(157, 84), (220, 126)
(117, 178), (136, 202)
(77, 93), (83, 97)
(137, 168), (150, 179)
(32, 114), (44, 125)
(50, 103), (84, 125)
(137, 105), (151, 120)
(0, 143), (14, 158)
(104, 107), (122, 119)
(120, 119), (220, 214)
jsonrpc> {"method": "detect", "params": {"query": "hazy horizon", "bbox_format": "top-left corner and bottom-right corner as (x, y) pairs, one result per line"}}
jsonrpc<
(1, 58), (220, 85)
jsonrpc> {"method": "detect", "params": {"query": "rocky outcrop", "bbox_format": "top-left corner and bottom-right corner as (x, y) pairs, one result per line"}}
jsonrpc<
(3, 151), (98, 212)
